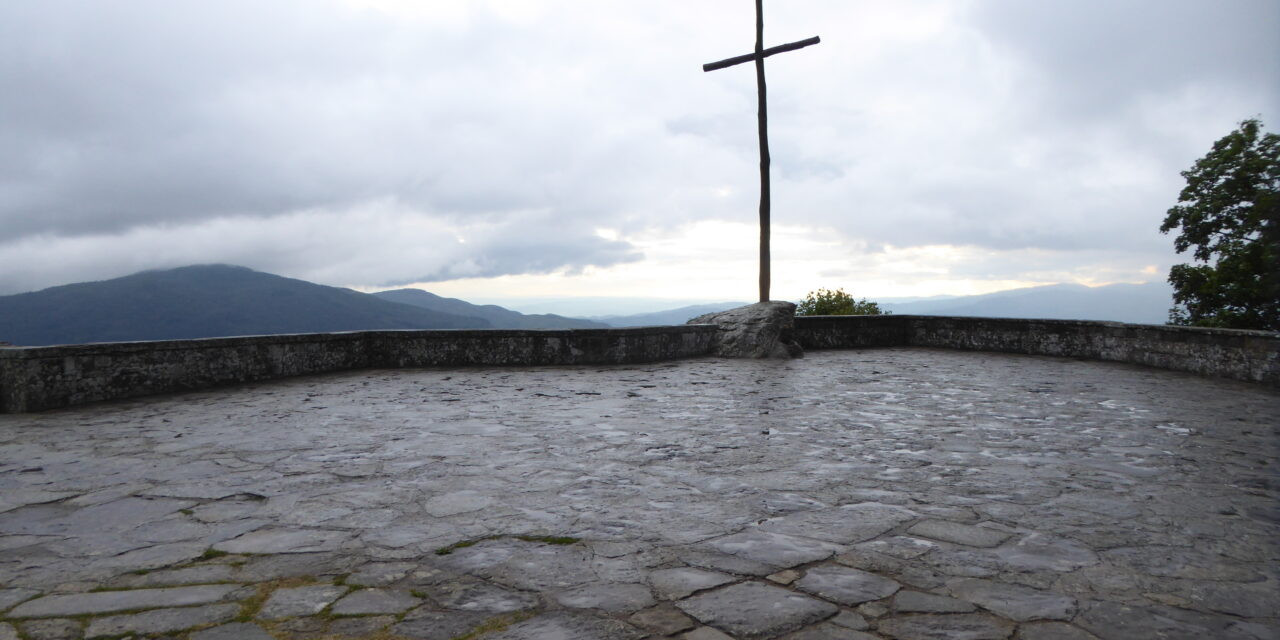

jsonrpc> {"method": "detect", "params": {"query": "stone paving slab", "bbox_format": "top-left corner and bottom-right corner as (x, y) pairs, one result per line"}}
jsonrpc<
(0, 348), (1277, 639)
(651, 567), (739, 599)
(82, 603), (238, 638)
(703, 530), (843, 569)
(1016, 621), (1100, 640)
(189, 622), (275, 640)
(686, 627), (736, 640)
(391, 609), (494, 640)
(347, 560), (416, 586)
(554, 582), (656, 612)
(905, 520), (1011, 548)
(893, 590), (975, 613)
(112, 564), (236, 588)
(876, 612), (1016, 639)
(630, 604), (698, 635)
(9, 585), (240, 618)
(328, 615), (398, 636)
(678, 582), (838, 639)
(946, 578), (1076, 621)
(16, 617), (79, 640)
(212, 528), (348, 554)
(329, 587), (420, 615)
(0, 589), (38, 614)
(256, 584), (347, 620)
(679, 549), (779, 577)
(486, 611), (646, 639)
(782, 623), (879, 640)
(759, 503), (918, 544)
(427, 579), (538, 613)
(794, 565), (901, 606)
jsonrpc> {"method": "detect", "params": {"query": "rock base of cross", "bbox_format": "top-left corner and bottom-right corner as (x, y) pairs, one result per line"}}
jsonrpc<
(688, 301), (804, 359)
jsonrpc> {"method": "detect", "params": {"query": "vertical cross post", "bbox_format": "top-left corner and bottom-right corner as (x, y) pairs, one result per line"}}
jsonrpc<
(704, 1), (819, 303)
(754, 0), (770, 305)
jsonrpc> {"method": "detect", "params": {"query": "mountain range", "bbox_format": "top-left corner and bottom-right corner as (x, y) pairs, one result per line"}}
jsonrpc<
(0, 265), (1176, 347)
(372, 288), (606, 329)
(591, 283), (1173, 327)
(0, 265), (594, 346)
(879, 282), (1172, 324)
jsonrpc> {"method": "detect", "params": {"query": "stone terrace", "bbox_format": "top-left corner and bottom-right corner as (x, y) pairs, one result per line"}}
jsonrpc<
(1, 348), (1277, 640)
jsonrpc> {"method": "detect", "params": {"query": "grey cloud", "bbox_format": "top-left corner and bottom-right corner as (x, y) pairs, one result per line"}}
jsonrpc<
(761, 0), (1278, 258)
(0, 0), (697, 239)
(2, 0), (394, 236)
(940, 248), (1168, 284)
(1, 0), (1276, 295)
(0, 205), (641, 296)
(389, 223), (643, 286)
(967, 0), (1280, 122)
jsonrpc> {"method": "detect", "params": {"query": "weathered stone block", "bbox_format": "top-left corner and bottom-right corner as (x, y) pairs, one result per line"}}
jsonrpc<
(689, 301), (803, 358)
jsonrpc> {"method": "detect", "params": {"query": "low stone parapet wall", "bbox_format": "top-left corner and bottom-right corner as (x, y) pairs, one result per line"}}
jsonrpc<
(0, 326), (719, 413)
(794, 315), (1280, 386)
(3, 316), (1275, 413)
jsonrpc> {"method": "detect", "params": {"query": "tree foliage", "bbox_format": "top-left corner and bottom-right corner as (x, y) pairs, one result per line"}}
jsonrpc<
(796, 288), (887, 316)
(1160, 118), (1279, 331)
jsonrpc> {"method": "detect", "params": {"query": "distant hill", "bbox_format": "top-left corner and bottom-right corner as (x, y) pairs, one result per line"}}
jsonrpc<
(0, 267), (1176, 348)
(0, 265), (490, 346)
(591, 283), (1172, 327)
(596, 302), (749, 327)
(881, 282), (1173, 324)
(372, 289), (607, 329)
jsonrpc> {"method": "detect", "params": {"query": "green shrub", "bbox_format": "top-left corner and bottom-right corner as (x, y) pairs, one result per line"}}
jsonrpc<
(796, 288), (887, 316)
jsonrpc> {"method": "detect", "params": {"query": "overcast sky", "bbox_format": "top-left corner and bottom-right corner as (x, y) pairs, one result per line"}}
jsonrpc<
(2, 0), (1276, 309)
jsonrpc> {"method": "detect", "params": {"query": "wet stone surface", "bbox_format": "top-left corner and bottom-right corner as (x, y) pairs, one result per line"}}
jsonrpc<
(677, 582), (838, 638)
(256, 584), (346, 620)
(794, 565), (900, 606)
(0, 348), (1276, 638)
(329, 588), (421, 615)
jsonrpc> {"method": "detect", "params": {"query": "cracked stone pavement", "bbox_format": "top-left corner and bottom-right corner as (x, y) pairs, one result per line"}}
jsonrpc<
(1, 347), (1277, 639)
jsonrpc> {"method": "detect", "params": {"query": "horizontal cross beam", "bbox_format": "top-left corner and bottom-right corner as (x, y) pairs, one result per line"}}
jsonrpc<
(702, 35), (821, 72)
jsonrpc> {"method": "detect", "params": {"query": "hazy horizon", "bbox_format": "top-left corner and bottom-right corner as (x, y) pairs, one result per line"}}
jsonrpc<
(367, 279), (1173, 319)
(0, 263), (1172, 322)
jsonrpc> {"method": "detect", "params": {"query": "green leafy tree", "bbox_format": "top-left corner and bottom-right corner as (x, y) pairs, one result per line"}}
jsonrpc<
(1160, 118), (1279, 330)
(796, 288), (887, 316)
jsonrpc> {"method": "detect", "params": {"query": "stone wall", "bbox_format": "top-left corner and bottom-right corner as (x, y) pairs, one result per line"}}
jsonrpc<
(794, 315), (1280, 386)
(3, 317), (1276, 413)
(0, 326), (719, 413)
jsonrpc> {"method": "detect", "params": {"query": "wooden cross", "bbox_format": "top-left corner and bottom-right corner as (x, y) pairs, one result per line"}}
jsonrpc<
(704, 0), (819, 303)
